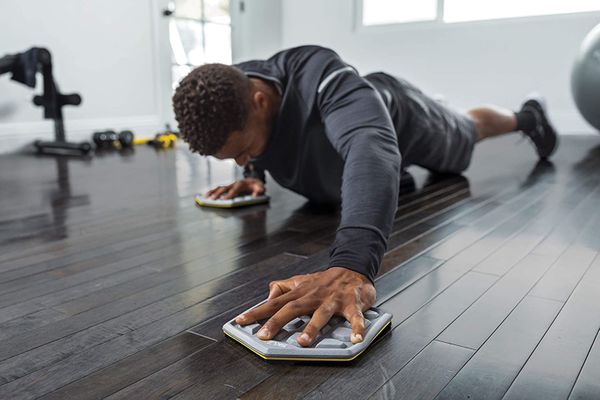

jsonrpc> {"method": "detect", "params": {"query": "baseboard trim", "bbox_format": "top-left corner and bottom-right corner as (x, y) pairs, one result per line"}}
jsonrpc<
(0, 115), (164, 153)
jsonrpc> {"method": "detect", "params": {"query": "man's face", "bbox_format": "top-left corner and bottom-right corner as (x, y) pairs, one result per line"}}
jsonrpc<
(212, 81), (276, 166)
(213, 131), (253, 166)
(213, 116), (267, 167)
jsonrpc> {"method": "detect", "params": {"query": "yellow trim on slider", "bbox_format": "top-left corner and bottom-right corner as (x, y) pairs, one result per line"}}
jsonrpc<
(194, 197), (236, 208)
(223, 320), (392, 362)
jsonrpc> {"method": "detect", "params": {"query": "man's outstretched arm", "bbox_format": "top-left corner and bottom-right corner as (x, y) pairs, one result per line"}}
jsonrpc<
(236, 46), (401, 346)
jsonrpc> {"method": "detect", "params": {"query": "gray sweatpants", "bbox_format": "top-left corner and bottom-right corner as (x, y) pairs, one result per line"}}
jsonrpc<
(365, 72), (478, 174)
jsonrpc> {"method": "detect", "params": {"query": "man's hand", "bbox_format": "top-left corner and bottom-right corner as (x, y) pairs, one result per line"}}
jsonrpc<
(235, 267), (376, 347)
(205, 178), (265, 200)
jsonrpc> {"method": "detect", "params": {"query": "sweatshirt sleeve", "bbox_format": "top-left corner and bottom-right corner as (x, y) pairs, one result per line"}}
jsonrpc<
(309, 49), (402, 283)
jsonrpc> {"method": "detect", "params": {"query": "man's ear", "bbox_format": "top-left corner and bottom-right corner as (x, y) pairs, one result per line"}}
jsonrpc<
(252, 90), (268, 112)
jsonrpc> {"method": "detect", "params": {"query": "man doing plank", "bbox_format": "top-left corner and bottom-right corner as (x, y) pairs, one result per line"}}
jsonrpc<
(172, 45), (557, 347)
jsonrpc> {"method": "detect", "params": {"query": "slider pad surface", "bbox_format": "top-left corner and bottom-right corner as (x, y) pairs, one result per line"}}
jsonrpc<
(223, 299), (392, 361)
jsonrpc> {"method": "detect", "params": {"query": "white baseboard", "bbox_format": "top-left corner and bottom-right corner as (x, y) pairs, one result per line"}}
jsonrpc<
(0, 110), (596, 154)
(0, 115), (165, 153)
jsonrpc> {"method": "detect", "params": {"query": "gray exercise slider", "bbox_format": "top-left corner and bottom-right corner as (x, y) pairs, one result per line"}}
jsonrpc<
(222, 299), (392, 361)
(195, 194), (270, 208)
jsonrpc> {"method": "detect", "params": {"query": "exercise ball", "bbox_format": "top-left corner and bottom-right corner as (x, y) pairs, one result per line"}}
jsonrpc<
(571, 23), (600, 132)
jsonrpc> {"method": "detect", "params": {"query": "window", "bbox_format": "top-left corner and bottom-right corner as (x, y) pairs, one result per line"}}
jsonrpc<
(444, 0), (600, 23)
(361, 0), (600, 26)
(169, 0), (231, 90)
(362, 0), (438, 25)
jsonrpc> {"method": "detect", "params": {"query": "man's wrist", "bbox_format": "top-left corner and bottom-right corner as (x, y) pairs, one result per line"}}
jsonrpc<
(326, 266), (373, 285)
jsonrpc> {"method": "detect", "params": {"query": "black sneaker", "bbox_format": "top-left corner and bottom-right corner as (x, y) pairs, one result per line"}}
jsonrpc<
(519, 94), (559, 159)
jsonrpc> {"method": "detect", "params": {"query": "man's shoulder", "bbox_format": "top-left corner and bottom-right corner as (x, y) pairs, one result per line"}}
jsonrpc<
(270, 45), (341, 66)
(273, 45), (338, 58)
(235, 45), (340, 68)
(234, 45), (344, 85)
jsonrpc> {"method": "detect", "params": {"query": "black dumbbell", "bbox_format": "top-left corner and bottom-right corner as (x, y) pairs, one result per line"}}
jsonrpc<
(118, 130), (134, 147)
(92, 130), (118, 148)
(92, 130), (134, 149)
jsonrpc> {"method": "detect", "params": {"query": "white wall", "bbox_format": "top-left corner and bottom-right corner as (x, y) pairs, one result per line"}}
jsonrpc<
(0, 0), (169, 152)
(230, 0), (282, 63)
(4, 0), (590, 155)
(282, 0), (600, 134)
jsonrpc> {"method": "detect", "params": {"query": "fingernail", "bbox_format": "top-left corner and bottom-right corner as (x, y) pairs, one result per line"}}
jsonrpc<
(352, 333), (363, 343)
(257, 328), (269, 339)
(235, 314), (246, 323)
(299, 333), (310, 343)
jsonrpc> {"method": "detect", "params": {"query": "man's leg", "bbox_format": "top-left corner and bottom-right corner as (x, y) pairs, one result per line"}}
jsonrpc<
(364, 73), (557, 175)
(467, 96), (558, 158)
(466, 105), (517, 141)
(394, 90), (559, 174)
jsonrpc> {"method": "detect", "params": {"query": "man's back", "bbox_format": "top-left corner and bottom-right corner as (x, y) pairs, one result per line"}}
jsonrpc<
(235, 45), (402, 283)
(235, 45), (400, 204)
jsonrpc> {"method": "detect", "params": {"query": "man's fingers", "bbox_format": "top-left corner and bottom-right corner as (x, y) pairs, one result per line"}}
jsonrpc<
(205, 186), (220, 197)
(235, 290), (299, 326)
(208, 185), (230, 199)
(268, 283), (285, 300)
(251, 183), (265, 198)
(221, 182), (243, 200)
(297, 305), (335, 347)
(207, 180), (264, 199)
(220, 190), (236, 200)
(268, 279), (292, 300)
(345, 307), (366, 344)
(256, 300), (312, 340)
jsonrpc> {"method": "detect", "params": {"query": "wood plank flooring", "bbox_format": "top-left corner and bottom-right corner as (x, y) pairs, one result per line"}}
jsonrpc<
(0, 134), (599, 399)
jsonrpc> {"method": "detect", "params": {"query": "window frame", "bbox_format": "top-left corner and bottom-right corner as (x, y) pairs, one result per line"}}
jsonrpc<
(355, 0), (600, 32)
(169, 0), (232, 90)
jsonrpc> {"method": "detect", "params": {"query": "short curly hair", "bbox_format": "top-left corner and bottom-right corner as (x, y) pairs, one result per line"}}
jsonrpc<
(172, 64), (252, 155)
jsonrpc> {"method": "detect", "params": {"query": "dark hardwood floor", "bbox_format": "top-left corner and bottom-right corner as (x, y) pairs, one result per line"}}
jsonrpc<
(0, 134), (599, 399)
